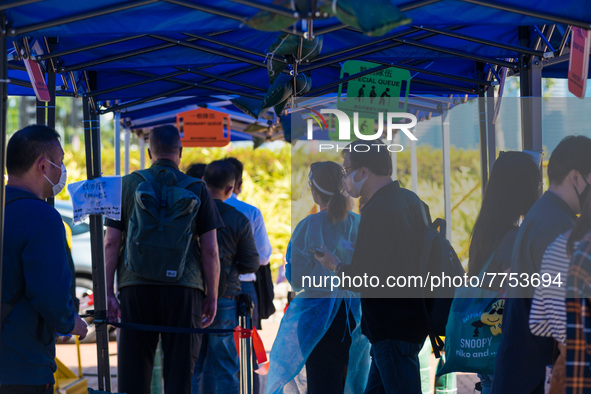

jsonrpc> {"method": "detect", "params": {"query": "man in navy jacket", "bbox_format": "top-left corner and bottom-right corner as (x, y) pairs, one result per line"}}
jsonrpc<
(1, 125), (87, 393)
(493, 136), (591, 394)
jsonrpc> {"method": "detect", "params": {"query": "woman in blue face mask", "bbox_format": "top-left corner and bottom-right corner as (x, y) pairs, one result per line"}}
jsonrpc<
(266, 161), (371, 394)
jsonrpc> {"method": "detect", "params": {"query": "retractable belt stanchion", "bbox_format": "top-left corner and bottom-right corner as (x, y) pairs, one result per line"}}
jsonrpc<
(238, 294), (254, 394)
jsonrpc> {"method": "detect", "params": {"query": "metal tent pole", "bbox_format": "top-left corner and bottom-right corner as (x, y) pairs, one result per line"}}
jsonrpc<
(124, 126), (130, 175)
(477, 64), (488, 195)
(36, 98), (45, 125)
(391, 132), (399, 181)
(35, 35), (146, 62)
(114, 111), (121, 176)
(457, 0), (591, 29)
(410, 139), (418, 193)
(10, 0), (158, 36)
(441, 108), (452, 242)
(83, 96), (111, 392)
(0, 0), (44, 11)
(139, 134), (145, 170)
(45, 69), (56, 207)
(0, 13), (8, 339)
(47, 71), (56, 129)
(519, 27), (543, 152)
(486, 87), (497, 173)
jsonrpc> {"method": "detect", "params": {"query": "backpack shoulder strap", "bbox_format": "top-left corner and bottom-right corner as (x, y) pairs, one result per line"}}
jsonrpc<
(177, 175), (202, 190)
(135, 169), (154, 183)
(419, 227), (437, 272)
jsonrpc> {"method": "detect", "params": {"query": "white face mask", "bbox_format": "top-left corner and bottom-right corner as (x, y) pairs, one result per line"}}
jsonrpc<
(343, 168), (367, 198)
(43, 159), (67, 196)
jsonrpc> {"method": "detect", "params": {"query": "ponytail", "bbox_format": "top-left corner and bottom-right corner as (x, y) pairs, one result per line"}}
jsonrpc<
(310, 161), (352, 223)
(327, 192), (351, 223)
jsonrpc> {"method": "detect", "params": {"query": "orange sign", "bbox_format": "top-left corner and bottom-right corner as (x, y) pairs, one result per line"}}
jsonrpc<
(177, 107), (231, 147)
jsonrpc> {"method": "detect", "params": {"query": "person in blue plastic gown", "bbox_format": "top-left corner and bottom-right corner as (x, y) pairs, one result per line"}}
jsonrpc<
(266, 161), (371, 394)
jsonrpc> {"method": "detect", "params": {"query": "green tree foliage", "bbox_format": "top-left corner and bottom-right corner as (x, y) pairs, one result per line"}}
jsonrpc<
(61, 143), (292, 274)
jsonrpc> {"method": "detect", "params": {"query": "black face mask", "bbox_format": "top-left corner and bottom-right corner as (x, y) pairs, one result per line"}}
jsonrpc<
(575, 175), (590, 211)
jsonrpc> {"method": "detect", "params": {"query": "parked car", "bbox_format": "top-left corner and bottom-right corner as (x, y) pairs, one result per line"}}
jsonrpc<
(55, 200), (115, 342)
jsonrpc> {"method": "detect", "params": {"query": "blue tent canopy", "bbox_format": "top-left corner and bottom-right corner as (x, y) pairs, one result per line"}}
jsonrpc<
(3, 0), (590, 37)
(3, 0), (590, 109)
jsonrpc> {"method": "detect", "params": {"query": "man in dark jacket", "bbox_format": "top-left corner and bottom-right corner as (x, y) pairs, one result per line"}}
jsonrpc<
(492, 135), (591, 394)
(317, 139), (430, 393)
(1, 125), (87, 393)
(192, 159), (260, 393)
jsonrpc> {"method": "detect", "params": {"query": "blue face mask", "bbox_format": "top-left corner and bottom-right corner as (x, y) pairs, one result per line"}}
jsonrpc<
(43, 159), (67, 196)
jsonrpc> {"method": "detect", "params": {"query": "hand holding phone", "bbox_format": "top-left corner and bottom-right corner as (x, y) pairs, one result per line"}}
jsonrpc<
(309, 247), (325, 257)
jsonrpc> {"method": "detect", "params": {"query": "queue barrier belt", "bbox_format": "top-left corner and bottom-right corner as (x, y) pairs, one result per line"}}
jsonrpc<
(100, 320), (269, 375)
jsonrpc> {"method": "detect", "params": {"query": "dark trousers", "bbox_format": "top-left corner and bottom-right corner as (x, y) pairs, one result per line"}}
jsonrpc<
(0, 385), (52, 394)
(305, 302), (355, 394)
(363, 339), (423, 394)
(118, 285), (203, 394)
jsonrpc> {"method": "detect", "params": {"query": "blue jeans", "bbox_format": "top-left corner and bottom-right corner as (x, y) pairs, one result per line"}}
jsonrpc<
(192, 297), (239, 394)
(478, 373), (493, 394)
(240, 281), (259, 329)
(364, 339), (423, 394)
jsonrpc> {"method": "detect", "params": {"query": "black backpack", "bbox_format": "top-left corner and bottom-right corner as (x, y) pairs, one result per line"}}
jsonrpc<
(419, 218), (464, 357)
(125, 168), (201, 283)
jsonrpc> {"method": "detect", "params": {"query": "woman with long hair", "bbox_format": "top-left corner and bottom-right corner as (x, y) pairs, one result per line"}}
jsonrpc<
(468, 151), (541, 277)
(266, 161), (370, 394)
(466, 151), (541, 393)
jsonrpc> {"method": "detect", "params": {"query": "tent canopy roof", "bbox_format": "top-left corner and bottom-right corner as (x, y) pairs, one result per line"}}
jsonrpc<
(3, 0), (590, 117)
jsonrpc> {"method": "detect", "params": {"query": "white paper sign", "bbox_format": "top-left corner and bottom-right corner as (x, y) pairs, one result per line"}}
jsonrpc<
(67, 176), (122, 224)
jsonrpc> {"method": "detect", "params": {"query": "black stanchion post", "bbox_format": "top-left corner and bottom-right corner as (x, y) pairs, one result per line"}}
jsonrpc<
(238, 294), (254, 394)
(46, 70), (55, 208)
(36, 98), (45, 126)
(47, 70), (56, 129)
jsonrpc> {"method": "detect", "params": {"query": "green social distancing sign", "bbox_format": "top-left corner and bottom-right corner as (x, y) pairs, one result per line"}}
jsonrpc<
(329, 60), (411, 142)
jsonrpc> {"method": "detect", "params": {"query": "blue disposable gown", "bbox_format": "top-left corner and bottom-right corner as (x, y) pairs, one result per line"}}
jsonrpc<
(266, 210), (371, 393)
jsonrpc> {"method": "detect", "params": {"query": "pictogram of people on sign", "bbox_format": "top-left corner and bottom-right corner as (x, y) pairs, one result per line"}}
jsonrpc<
(355, 86), (391, 106)
(369, 86), (377, 103)
(357, 84), (366, 101)
(379, 88), (390, 105)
